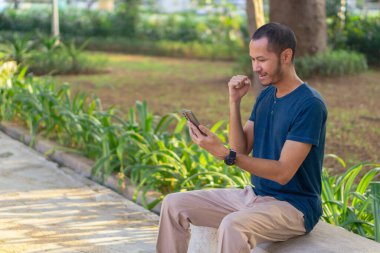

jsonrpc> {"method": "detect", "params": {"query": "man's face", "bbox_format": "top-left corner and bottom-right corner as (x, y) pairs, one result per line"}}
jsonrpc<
(249, 37), (283, 86)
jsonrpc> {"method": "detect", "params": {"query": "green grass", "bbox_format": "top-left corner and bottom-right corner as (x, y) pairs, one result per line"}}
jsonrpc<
(58, 52), (256, 124)
(57, 52), (380, 174)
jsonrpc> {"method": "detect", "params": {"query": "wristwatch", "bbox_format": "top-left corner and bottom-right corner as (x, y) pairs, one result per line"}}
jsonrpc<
(224, 149), (237, 166)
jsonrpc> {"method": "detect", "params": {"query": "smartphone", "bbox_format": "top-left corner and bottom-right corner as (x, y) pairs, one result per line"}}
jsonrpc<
(181, 109), (207, 136)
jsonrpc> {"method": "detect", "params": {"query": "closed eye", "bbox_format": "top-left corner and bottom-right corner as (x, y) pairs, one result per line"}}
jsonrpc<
(251, 57), (267, 62)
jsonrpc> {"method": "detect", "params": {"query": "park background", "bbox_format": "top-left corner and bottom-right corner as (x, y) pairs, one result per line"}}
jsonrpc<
(0, 0), (379, 242)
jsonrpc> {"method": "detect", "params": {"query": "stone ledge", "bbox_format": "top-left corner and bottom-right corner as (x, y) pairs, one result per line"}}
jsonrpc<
(188, 221), (380, 253)
(0, 121), (162, 213)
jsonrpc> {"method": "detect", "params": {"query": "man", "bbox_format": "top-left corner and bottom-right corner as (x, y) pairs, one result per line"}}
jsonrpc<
(156, 22), (327, 253)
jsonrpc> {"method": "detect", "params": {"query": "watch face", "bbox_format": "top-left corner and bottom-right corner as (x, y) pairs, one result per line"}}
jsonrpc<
(226, 159), (234, 165)
(225, 157), (235, 166)
(224, 149), (236, 166)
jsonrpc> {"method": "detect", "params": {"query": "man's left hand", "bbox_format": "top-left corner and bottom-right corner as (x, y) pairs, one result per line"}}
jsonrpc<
(187, 121), (229, 160)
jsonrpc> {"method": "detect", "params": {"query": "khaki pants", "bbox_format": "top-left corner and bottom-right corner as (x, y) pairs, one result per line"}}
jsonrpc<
(156, 186), (306, 253)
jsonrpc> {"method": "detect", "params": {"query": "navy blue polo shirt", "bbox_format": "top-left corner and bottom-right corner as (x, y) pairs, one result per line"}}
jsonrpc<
(249, 83), (327, 233)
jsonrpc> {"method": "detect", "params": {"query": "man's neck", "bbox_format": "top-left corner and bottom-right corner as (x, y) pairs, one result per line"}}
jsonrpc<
(273, 67), (303, 98)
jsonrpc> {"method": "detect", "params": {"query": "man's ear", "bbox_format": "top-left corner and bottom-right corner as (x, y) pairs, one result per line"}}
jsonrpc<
(281, 48), (293, 64)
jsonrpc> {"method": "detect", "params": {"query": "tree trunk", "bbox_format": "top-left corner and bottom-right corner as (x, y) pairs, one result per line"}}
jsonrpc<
(52, 0), (60, 39)
(269, 0), (327, 57)
(246, 0), (265, 37)
(246, 0), (265, 96)
(14, 0), (20, 9)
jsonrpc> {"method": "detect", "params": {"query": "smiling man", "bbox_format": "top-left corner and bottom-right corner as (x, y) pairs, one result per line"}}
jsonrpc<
(156, 22), (328, 253)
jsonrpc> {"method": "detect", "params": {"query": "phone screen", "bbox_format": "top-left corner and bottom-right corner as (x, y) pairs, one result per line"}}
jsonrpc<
(181, 109), (200, 126)
(181, 109), (207, 136)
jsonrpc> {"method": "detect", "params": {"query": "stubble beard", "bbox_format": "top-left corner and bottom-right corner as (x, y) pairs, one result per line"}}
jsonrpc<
(270, 59), (284, 85)
(256, 58), (284, 86)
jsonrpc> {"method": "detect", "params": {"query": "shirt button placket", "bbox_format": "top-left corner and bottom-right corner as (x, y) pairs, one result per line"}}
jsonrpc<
(271, 99), (276, 114)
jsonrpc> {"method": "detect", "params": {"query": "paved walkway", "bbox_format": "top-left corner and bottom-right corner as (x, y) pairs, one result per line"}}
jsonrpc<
(0, 131), (158, 253)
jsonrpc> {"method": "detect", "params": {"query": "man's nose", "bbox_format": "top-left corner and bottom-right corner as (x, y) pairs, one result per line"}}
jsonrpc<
(252, 61), (261, 72)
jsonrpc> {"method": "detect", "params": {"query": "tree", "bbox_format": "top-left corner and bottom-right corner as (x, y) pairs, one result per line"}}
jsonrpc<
(13, 0), (20, 9)
(52, 0), (59, 39)
(245, 0), (265, 37)
(115, 0), (140, 37)
(245, 0), (265, 95)
(269, 0), (327, 57)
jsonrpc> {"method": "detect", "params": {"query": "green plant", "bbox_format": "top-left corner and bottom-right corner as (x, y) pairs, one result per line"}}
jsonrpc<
(60, 39), (92, 74)
(83, 37), (240, 60)
(0, 6), (140, 38)
(115, 0), (141, 37)
(370, 182), (380, 242)
(327, 14), (380, 66)
(0, 7), (245, 60)
(345, 15), (380, 66)
(322, 154), (380, 240)
(0, 60), (18, 88)
(0, 61), (29, 121)
(235, 49), (368, 79)
(0, 34), (34, 64)
(295, 50), (368, 78)
(0, 34), (106, 75)
(36, 33), (60, 53)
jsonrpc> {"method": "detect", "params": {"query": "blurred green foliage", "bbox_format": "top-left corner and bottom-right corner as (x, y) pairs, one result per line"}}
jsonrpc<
(325, 0), (380, 66)
(295, 50), (368, 78)
(2, 3), (379, 69)
(0, 7), (245, 60)
(343, 15), (380, 66)
(0, 7), (243, 45)
(83, 37), (241, 60)
(235, 49), (368, 79)
(0, 34), (106, 75)
(136, 11), (243, 44)
(0, 1), (140, 38)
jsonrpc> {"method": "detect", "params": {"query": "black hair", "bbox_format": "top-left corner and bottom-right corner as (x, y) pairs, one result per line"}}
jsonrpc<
(252, 22), (297, 62)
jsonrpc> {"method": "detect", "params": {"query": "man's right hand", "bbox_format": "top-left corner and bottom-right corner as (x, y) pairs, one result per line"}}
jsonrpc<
(228, 75), (251, 103)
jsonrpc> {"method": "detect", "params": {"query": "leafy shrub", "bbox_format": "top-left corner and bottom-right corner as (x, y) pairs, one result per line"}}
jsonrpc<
(0, 8), (244, 58)
(0, 34), (106, 75)
(0, 8), (51, 32)
(112, 0), (140, 37)
(0, 8), (243, 43)
(235, 49), (368, 79)
(344, 15), (380, 66)
(84, 37), (241, 60)
(136, 11), (243, 45)
(322, 154), (380, 240)
(0, 3), (139, 38)
(328, 14), (380, 66)
(0, 34), (34, 64)
(295, 50), (368, 78)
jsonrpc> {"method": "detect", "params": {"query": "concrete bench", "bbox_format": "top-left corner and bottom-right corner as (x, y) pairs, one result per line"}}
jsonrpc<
(187, 221), (380, 253)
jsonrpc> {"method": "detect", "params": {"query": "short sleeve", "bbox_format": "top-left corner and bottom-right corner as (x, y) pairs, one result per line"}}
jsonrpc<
(287, 99), (327, 147)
